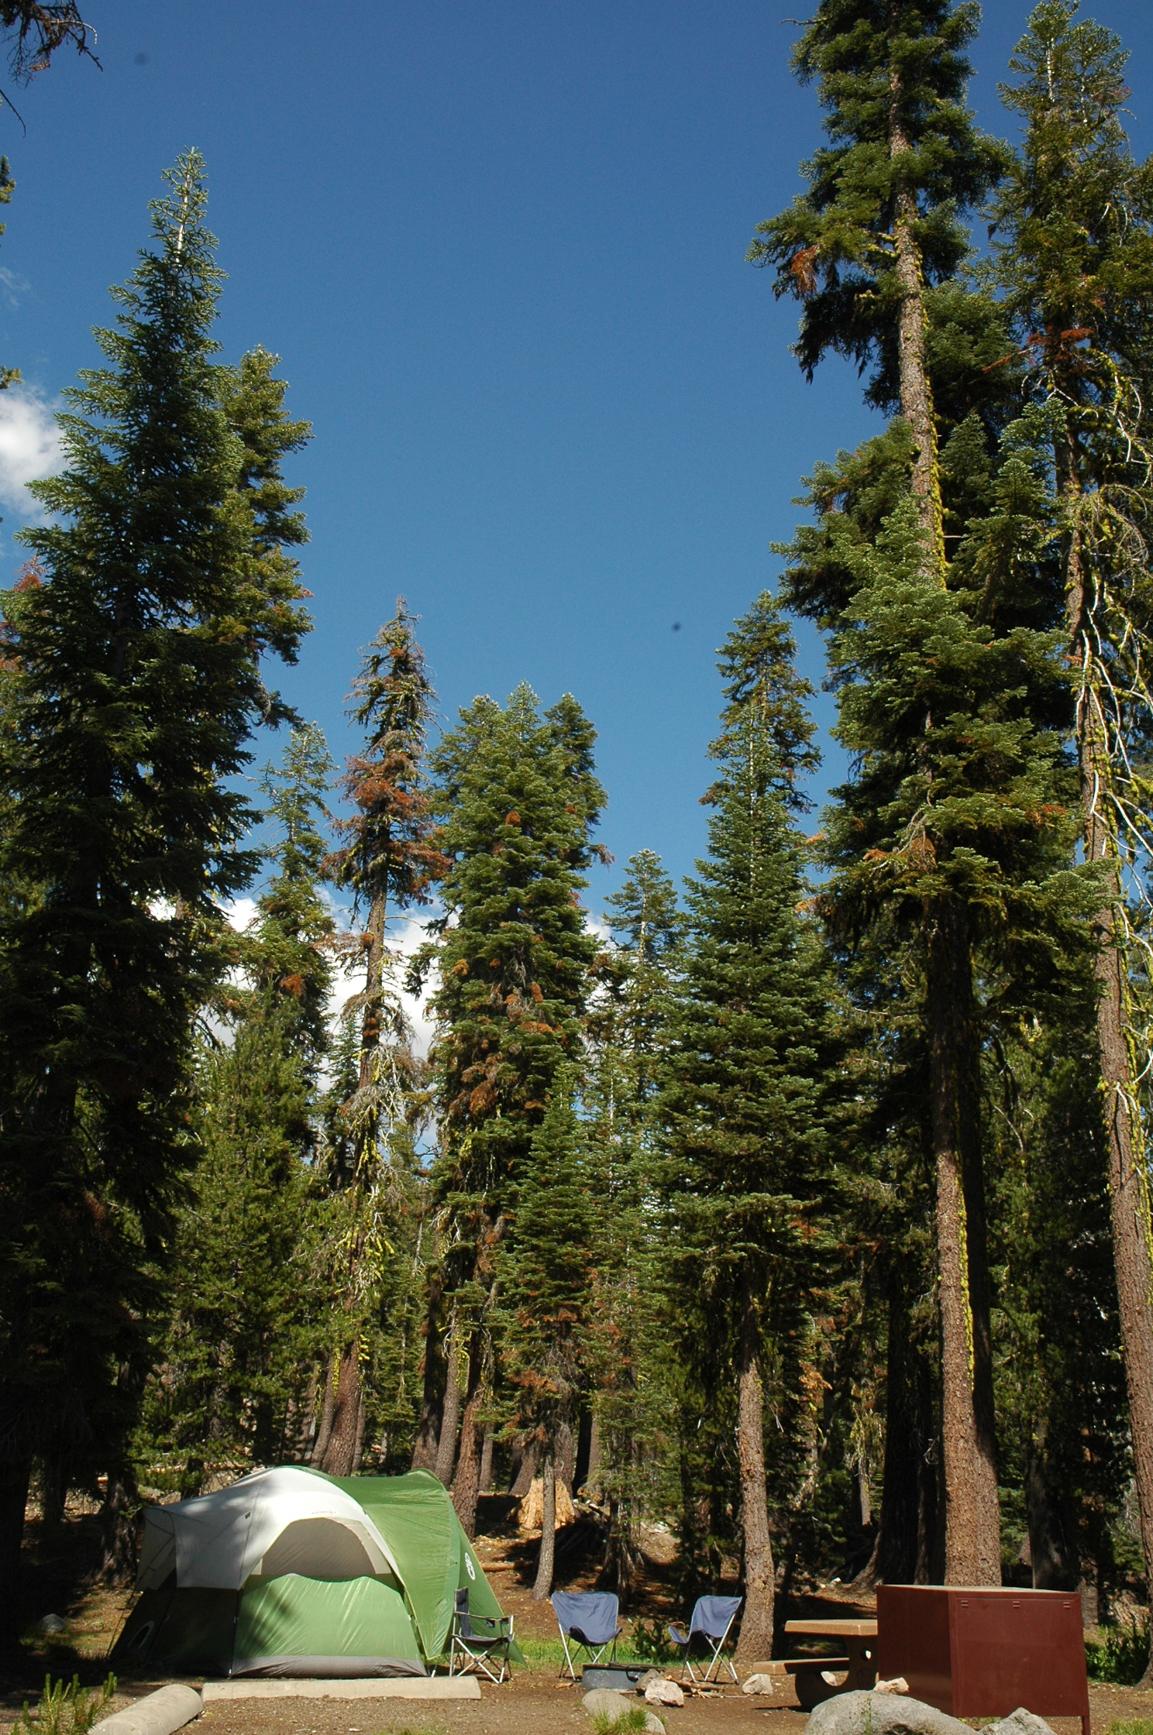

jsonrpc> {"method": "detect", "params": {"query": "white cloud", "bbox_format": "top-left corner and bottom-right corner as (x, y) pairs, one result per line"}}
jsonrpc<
(0, 267), (29, 308)
(225, 897), (259, 933)
(0, 384), (62, 515)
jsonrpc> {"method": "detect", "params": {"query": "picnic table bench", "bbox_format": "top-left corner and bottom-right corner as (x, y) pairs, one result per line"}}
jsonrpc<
(781, 1617), (877, 1709)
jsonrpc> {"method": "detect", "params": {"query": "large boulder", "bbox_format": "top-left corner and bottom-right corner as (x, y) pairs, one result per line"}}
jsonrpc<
(808, 1691), (974, 1735)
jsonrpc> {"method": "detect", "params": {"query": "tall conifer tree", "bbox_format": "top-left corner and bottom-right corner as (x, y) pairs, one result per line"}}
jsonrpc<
(660, 595), (839, 1658)
(141, 725), (335, 1493)
(990, 0), (1153, 1657)
(317, 604), (444, 1475)
(0, 153), (309, 1613)
(424, 685), (604, 1533)
(498, 1073), (595, 1598)
(584, 851), (683, 1592)
(752, 0), (1072, 1582)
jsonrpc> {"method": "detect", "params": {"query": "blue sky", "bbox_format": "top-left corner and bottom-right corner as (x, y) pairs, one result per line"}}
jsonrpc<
(1, 0), (1151, 919)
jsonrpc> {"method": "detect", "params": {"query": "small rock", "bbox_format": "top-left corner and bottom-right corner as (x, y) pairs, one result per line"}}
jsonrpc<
(742, 1673), (776, 1695)
(644, 1678), (685, 1708)
(38, 1614), (67, 1634)
(874, 1678), (910, 1695)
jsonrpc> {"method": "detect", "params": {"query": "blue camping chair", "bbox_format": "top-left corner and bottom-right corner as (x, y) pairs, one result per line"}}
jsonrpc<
(448, 1587), (515, 1684)
(551, 1590), (622, 1682)
(667, 1594), (743, 1683)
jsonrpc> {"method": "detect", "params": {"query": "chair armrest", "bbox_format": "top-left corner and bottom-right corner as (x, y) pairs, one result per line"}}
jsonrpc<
(468, 1614), (513, 1638)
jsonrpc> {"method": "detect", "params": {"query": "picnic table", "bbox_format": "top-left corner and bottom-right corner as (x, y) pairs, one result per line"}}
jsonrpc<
(782, 1617), (878, 1709)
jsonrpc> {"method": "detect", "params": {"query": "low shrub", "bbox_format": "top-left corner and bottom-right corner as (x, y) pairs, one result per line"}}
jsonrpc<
(14, 1675), (117, 1735)
(1086, 1621), (1149, 1685)
(629, 1617), (678, 1665)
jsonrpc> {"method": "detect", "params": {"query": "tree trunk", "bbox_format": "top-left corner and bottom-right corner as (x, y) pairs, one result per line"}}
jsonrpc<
(317, 1340), (361, 1476)
(100, 1462), (140, 1586)
(352, 1384), (367, 1470)
(532, 1454), (557, 1600)
(887, 57), (944, 573)
(509, 1442), (538, 1499)
(311, 1355), (337, 1467)
(452, 1333), (485, 1538)
(928, 901), (1001, 1583)
(435, 1324), (463, 1487)
(1062, 470), (1153, 1681)
(411, 1273), (447, 1473)
(734, 1295), (774, 1664)
(479, 1426), (495, 1494)
(0, 1451), (31, 1641)
(887, 14), (999, 1588)
(876, 1272), (940, 1584)
(556, 1419), (576, 1493)
(1026, 1445), (1078, 1591)
(857, 1460), (873, 1531)
(323, 886), (386, 1483)
(583, 1412), (602, 1492)
(39, 1457), (68, 1535)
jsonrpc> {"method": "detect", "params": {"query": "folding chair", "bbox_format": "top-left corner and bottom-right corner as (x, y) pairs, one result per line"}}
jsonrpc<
(667, 1594), (743, 1684)
(550, 1590), (622, 1682)
(448, 1586), (514, 1684)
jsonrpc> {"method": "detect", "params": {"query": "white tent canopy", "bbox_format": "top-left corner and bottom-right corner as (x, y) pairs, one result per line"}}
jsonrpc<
(137, 1466), (401, 1592)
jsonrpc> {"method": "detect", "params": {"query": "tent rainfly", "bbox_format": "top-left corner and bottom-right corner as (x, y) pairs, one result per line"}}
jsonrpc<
(114, 1466), (510, 1677)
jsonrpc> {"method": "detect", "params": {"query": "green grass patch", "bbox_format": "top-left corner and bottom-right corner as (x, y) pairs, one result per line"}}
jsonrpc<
(590, 1711), (649, 1735)
(1105, 1723), (1153, 1735)
(513, 1634), (568, 1665)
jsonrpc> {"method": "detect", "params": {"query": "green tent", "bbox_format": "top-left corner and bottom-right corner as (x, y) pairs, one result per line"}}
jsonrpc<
(114, 1466), (510, 1677)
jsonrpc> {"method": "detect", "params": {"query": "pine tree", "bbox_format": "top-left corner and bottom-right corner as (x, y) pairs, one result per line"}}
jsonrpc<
(988, 990), (1126, 1603)
(316, 603), (444, 1475)
(990, 0), (1153, 1657)
(0, 3), (95, 78)
(584, 850), (683, 1593)
(137, 724), (335, 1494)
(749, 0), (1006, 562)
(753, 0), (1080, 1581)
(497, 1073), (596, 1598)
(0, 152), (310, 1613)
(660, 594), (841, 1659)
(424, 684), (604, 1533)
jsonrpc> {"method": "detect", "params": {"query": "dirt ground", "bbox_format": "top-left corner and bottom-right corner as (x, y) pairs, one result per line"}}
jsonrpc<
(186, 1676), (1153, 1735)
(3, 1669), (1148, 1735)
(3, 1504), (1152, 1735)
